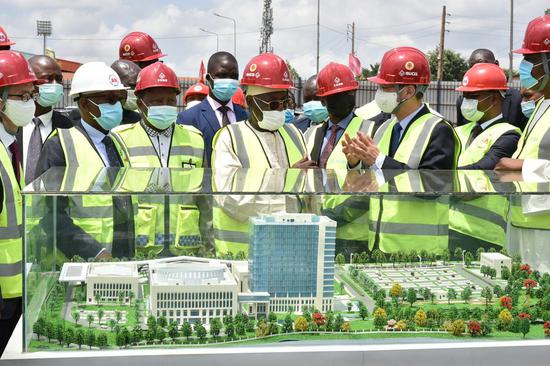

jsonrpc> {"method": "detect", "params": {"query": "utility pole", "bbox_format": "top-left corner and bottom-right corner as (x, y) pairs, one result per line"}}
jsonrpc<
(509, 0), (514, 83)
(347, 22), (356, 55)
(260, 0), (274, 53)
(316, 0), (320, 74)
(436, 6), (448, 82)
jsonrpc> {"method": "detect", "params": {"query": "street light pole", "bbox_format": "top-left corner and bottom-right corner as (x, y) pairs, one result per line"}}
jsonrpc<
(213, 13), (237, 56)
(200, 28), (219, 52)
(36, 20), (52, 55)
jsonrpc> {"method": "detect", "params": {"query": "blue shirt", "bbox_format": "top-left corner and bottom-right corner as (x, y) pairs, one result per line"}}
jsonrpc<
(81, 120), (110, 166)
(321, 111), (354, 153)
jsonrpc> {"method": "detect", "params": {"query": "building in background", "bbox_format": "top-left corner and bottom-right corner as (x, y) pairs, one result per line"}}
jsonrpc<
(86, 263), (139, 304)
(249, 213), (336, 313)
(480, 252), (512, 278)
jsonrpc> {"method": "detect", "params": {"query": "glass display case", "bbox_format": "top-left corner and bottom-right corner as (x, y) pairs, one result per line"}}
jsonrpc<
(8, 167), (550, 364)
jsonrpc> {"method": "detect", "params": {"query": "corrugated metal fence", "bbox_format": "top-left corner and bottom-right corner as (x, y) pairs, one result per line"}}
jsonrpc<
(58, 79), (521, 125)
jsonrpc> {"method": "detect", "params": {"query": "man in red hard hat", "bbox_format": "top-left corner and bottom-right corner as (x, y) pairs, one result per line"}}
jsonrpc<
(0, 26), (15, 51)
(449, 63), (521, 254)
(0, 50), (37, 355)
(342, 46), (459, 256)
(211, 52), (314, 257)
(110, 62), (205, 257)
(183, 82), (209, 110)
(119, 31), (166, 69)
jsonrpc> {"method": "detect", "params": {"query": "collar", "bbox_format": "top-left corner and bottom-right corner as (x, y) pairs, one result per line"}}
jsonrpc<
(0, 122), (15, 148)
(141, 120), (173, 138)
(207, 95), (235, 113)
(395, 103), (425, 130)
(328, 111), (354, 131)
(81, 119), (107, 144)
(480, 114), (503, 130)
(35, 110), (53, 128)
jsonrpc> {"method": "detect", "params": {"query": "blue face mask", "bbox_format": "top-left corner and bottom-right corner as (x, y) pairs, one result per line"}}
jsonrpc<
(89, 100), (123, 130)
(520, 99), (541, 119)
(519, 59), (540, 89)
(284, 109), (294, 123)
(146, 105), (178, 130)
(37, 83), (64, 107)
(303, 100), (329, 124)
(211, 78), (239, 102)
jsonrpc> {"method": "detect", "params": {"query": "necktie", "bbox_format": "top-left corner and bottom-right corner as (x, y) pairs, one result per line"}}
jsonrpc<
(466, 124), (483, 147)
(102, 136), (121, 167)
(319, 124), (340, 168)
(389, 122), (403, 158)
(218, 105), (230, 127)
(8, 141), (21, 185)
(25, 117), (43, 183)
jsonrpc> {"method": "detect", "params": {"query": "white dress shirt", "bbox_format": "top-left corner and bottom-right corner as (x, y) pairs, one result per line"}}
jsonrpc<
(81, 120), (110, 166)
(0, 122), (15, 160)
(22, 110), (54, 165)
(207, 95), (237, 127)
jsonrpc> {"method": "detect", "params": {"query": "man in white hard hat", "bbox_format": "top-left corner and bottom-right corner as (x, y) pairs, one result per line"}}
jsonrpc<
(36, 62), (134, 260)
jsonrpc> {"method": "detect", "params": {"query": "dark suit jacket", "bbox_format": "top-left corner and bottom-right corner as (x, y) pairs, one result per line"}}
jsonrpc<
(35, 120), (131, 259)
(382, 105), (457, 170)
(456, 88), (527, 130)
(293, 115), (313, 133)
(458, 118), (521, 170)
(16, 110), (73, 164)
(176, 99), (249, 166)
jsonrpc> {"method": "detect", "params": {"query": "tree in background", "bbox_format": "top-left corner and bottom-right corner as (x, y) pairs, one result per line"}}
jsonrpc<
(427, 47), (469, 81)
(335, 253), (345, 265)
(461, 287), (473, 304)
(181, 321), (192, 341)
(407, 288), (417, 307)
(359, 63), (380, 79)
(447, 288), (457, 304)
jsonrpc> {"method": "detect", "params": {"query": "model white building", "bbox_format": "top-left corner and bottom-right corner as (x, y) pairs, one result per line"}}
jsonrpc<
(480, 252), (512, 278)
(249, 213), (336, 314)
(86, 263), (139, 304)
(149, 262), (238, 325)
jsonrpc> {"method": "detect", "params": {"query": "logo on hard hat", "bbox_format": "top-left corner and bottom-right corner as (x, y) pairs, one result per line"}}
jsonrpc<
(193, 85), (203, 92)
(399, 70), (405, 77)
(333, 76), (343, 87)
(249, 64), (257, 72)
(0, 33), (5, 42)
(283, 71), (289, 81)
(462, 76), (469, 86)
(255, 72), (260, 78)
(152, 43), (159, 52)
(544, 38), (550, 46)
(109, 74), (120, 86)
(124, 44), (131, 52)
(405, 61), (415, 71)
(158, 72), (168, 82)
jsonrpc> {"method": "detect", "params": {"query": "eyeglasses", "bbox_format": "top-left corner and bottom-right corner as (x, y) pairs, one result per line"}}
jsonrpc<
(8, 92), (38, 102)
(253, 96), (294, 111)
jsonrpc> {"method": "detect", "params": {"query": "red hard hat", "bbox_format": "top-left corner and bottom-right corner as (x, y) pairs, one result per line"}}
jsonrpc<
(316, 62), (358, 97)
(0, 51), (37, 88)
(368, 46), (431, 85)
(119, 32), (167, 62)
(456, 63), (508, 92)
(183, 82), (209, 102)
(514, 14), (550, 54)
(135, 62), (180, 94)
(0, 26), (15, 47)
(232, 86), (246, 107)
(241, 53), (293, 89)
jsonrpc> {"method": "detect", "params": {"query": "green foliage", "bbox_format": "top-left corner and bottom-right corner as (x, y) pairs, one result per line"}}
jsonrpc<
(210, 318), (222, 338)
(283, 313), (294, 333)
(407, 288), (417, 307)
(427, 47), (469, 81)
(461, 287), (473, 304)
(335, 253), (345, 265)
(194, 323), (207, 341)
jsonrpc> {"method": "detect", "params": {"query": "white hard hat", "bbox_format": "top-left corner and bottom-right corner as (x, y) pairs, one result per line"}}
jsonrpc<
(69, 61), (128, 97)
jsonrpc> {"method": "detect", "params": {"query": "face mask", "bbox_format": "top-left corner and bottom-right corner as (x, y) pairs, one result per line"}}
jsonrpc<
(374, 89), (399, 114)
(185, 100), (201, 110)
(325, 93), (355, 119)
(37, 83), (64, 107)
(252, 97), (285, 131)
(146, 105), (178, 130)
(460, 95), (492, 123)
(210, 77), (239, 102)
(3, 99), (35, 127)
(89, 100), (123, 130)
(303, 100), (328, 124)
(123, 89), (138, 111)
(284, 109), (294, 123)
(521, 100), (537, 119)
(519, 60), (540, 89)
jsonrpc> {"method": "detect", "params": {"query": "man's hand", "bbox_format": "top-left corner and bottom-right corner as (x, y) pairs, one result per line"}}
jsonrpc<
(343, 169), (379, 192)
(342, 133), (360, 167)
(495, 158), (524, 171)
(344, 132), (380, 166)
(292, 156), (318, 169)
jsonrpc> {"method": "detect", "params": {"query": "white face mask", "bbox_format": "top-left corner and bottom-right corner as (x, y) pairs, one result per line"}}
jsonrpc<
(374, 88), (408, 114)
(252, 97), (286, 131)
(185, 100), (201, 110)
(123, 89), (138, 111)
(460, 95), (492, 123)
(3, 99), (36, 127)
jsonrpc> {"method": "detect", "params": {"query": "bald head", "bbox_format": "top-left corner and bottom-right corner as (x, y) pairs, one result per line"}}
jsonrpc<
(28, 55), (63, 83)
(468, 49), (499, 67)
(111, 59), (141, 88)
(304, 74), (319, 103)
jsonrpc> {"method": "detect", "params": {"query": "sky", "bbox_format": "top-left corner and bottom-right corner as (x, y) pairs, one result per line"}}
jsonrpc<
(1, 0), (548, 78)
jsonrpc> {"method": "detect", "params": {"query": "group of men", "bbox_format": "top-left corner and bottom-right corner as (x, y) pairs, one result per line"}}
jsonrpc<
(1, 13), (550, 354)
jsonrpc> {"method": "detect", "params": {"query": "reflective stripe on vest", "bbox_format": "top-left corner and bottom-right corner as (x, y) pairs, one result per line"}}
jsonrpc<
(456, 121), (520, 167)
(0, 143), (24, 299)
(513, 99), (550, 159)
(511, 181), (550, 230)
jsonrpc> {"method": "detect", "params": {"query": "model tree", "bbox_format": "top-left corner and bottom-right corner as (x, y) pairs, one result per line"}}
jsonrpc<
(55, 323), (65, 345)
(454, 247), (463, 261)
(210, 318), (222, 339)
(33, 318), (45, 341)
(464, 252), (474, 267)
(520, 317), (531, 339)
(236, 320), (246, 337)
(128, 291), (135, 306)
(373, 308), (387, 329)
(461, 287), (472, 304)
(335, 253), (345, 265)
(86, 329), (95, 350)
(282, 314), (293, 333)
(75, 329), (85, 349)
(87, 314), (94, 328)
(97, 309), (104, 326)
(414, 309), (427, 327)
(447, 288), (457, 304)
(181, 321), (193, 341)
(65, 328), (75, 348)
(116, 311), (123, 324)
(407, 288), (417, 307)
(109, 319), (117, 332)
(359, 304), (369, 320)
(71, 311), (80, 325)
(96, 333), (108, 349)
(195, 323), (207, 342)
(390, 283), (404, 305)
(168, 321), (179, 341)
(294, 316), (308, 332)
(481, 287), (493, 306)
(225, 322), (235, 339)
(94, 293), (102, 305)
